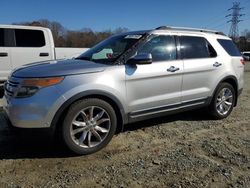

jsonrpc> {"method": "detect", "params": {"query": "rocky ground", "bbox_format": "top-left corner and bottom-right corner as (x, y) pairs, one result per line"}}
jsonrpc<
(0, 63), (250, 188)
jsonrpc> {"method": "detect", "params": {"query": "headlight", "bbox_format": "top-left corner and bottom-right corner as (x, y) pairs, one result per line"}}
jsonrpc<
(16, 86), (40, 98)
(15, 77), (64, 98)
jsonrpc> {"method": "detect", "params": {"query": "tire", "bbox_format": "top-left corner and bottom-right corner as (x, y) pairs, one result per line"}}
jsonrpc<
(62, 98), (117, 155)
(208, 82), (236, 119)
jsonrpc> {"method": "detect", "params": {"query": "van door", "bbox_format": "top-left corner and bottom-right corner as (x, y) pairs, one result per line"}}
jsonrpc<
(10, 28), (53, 69)
(0, 28), (12, 81)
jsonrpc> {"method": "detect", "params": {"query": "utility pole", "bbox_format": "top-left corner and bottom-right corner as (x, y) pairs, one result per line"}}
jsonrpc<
(226, 2), (244, 41)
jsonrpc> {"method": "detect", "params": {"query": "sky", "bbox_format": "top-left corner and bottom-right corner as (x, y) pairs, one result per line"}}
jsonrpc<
(1, 0), (250, 35)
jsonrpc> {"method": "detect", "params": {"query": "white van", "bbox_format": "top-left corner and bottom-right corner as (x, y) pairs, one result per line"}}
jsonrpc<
(0, 25), (88, 84)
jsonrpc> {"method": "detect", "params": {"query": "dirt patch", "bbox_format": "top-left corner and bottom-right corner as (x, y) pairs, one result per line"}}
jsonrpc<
(0, 72), (250, 187)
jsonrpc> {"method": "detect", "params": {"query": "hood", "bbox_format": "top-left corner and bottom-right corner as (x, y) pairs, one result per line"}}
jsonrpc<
(12, 59), (108, 78)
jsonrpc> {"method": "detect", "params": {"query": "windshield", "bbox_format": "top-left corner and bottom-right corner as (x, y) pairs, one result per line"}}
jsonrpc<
(76, 34), (144, 64)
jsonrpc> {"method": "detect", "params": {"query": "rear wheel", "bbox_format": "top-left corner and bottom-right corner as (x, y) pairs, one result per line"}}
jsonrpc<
(209, 83), (236, 119)
(62, 98), (117, 155)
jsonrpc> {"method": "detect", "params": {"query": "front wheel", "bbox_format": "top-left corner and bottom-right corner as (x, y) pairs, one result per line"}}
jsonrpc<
(209, 83), (236, 119)
(62, 98), (117, 155)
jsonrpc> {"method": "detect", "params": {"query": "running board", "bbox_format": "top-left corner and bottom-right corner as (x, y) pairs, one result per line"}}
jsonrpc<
(128, 98), (209, 121)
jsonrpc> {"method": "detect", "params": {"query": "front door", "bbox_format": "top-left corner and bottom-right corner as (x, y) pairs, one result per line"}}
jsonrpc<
(125, 34), (183, 117)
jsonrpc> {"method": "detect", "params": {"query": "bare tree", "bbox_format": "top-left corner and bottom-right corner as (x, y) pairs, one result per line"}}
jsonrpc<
(13, 19), (128, 48)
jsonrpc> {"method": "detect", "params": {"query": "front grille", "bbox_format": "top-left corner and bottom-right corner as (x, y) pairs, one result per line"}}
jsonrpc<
(4, 78), (20, 97)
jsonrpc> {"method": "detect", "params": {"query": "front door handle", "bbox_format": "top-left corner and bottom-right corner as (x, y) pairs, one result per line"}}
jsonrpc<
(40, 53), (49, 57)
(213, 62), (222, 67)
(167, 66), (180, 72)
(0, 52), (8, 57)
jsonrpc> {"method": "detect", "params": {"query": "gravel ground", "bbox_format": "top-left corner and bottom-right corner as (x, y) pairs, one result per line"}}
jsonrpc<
(0, 63), (250, 188)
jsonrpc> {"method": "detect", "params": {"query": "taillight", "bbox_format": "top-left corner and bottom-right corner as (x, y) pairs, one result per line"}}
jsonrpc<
(240, 59), (245, 65)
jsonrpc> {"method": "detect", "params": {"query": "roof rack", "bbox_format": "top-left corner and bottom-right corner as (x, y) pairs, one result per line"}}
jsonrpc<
(155, 26), (225, 35)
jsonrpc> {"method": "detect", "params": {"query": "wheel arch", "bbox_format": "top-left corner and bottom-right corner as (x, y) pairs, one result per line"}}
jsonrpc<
(51, 90), (127, 134)
(211, 75), (239, 106)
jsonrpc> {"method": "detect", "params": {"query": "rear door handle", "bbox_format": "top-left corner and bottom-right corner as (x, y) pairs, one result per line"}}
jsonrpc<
(167, 66), (180, 72)
(0, 52), (8, 57)
(40, 53), (49, 57)
(213, 62), (222, 67)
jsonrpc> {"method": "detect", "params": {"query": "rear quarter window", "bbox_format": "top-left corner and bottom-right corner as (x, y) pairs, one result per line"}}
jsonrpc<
(217, 39), (241, 56)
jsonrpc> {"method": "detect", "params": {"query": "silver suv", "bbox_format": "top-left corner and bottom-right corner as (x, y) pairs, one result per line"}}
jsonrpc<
(3, 26), (245, 155)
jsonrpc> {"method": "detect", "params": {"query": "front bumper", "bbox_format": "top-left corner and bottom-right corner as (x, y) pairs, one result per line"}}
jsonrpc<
(2, 86), (65, 129)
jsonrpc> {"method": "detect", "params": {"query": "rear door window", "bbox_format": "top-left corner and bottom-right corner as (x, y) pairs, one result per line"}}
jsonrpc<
(217, 39), (241, 56)
(180, 36), (216, 59)
(0, 29), (4, 47)
(15, 29), (45, 47)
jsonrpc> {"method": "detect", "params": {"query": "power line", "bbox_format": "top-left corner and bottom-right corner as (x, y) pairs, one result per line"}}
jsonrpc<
(203, 0), (249, 30)
(208, 18), (227, 29)
(203, 10), (229, 28)
(211, 22), (228, 30)
(226, 2), (245, 39)
(242, 0), (250, 5)
(204, 16), (227, 28)
(243, 17), (250, 21)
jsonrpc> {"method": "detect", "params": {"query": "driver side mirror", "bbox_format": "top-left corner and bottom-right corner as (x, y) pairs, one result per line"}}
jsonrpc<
(127, 53), (152, 65)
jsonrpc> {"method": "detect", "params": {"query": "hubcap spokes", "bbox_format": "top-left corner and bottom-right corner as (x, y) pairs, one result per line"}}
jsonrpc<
(70, 106), (111, 148)
(216, 88), (233, 116)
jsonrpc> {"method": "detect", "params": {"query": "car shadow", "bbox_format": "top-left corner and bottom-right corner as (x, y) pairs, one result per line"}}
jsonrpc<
(0, 127), (76, 160)
(0, 109), (212, 160)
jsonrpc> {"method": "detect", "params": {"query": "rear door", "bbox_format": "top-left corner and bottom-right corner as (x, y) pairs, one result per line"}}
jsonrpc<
(0, 28), (11, 81)
(180, 35), (220, 102)
(10, 28), (53, 68)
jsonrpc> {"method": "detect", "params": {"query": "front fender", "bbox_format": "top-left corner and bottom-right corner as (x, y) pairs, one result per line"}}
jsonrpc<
(50, 72), (128, 131)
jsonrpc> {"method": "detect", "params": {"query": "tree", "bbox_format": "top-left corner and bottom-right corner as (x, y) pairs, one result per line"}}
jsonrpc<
(236, 30), (250, 51)
(113, 27), (129, 34)
(13, 19), (128, 48)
